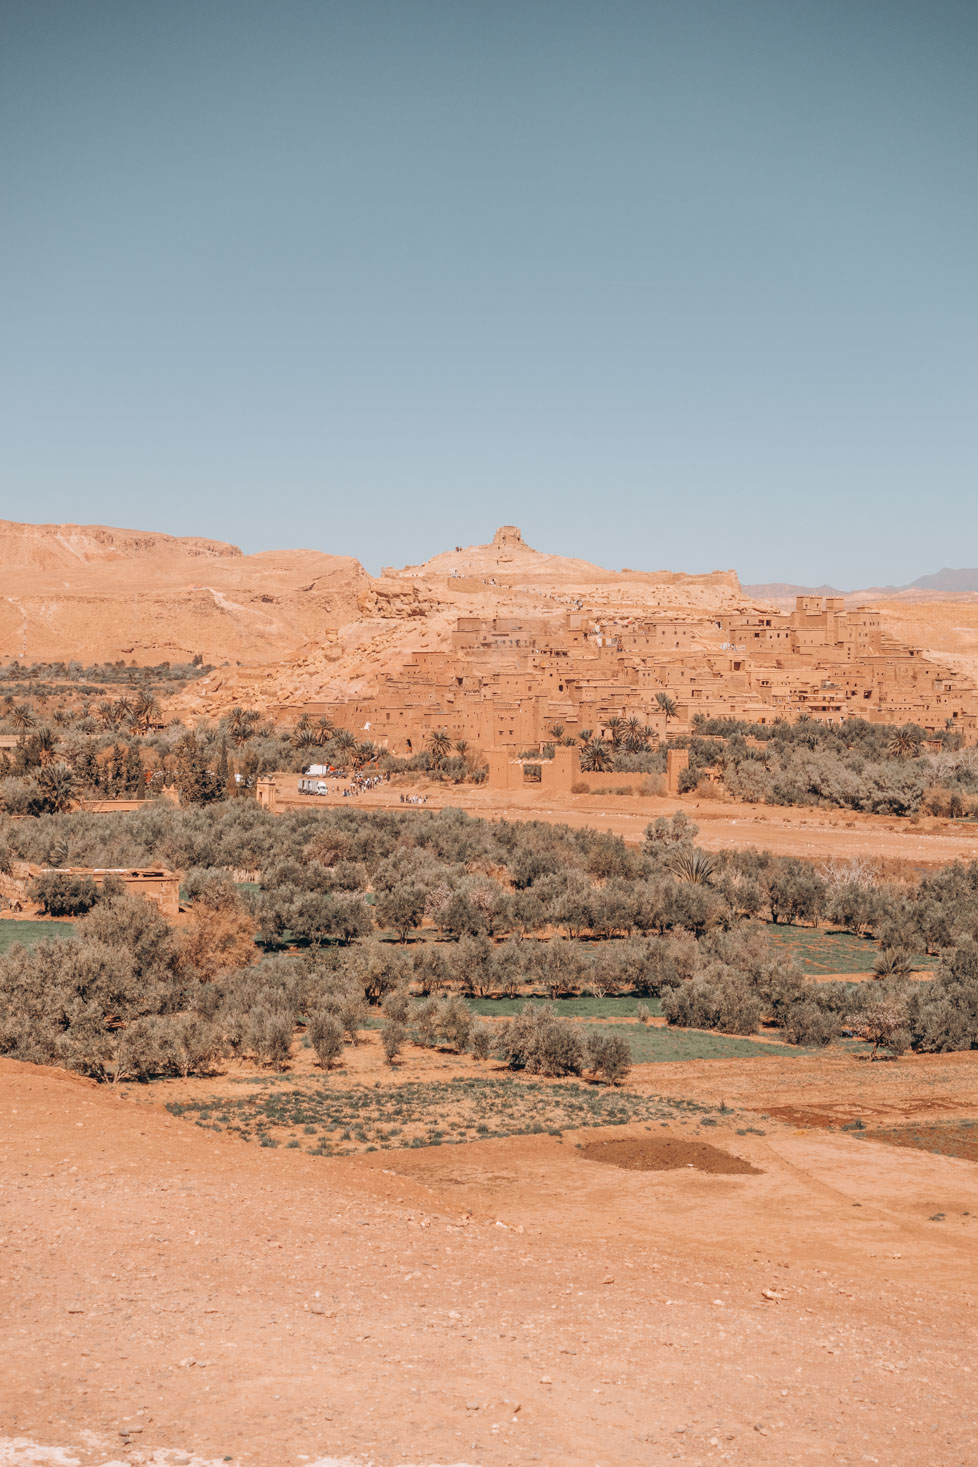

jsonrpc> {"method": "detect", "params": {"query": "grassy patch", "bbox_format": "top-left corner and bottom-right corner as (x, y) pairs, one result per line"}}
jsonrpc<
(166, 1076), (725, 1156)
(0, 920), (76, 953)
(464, 995), (664, 1019)
(763, 923), (937, 975)
(585, 1023), (809, 1063)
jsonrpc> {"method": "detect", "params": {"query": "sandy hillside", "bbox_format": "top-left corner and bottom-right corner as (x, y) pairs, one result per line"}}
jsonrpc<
(869, 596), (978, 685)
(0, 520), (760, 703)
(0, 520), (369, 665)
(3, 1054), (978, 1466)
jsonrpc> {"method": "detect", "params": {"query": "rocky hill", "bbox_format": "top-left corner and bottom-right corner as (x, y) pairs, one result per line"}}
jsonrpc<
(0, 519), (369, 665)
(0, 518), (757, 705)
(169, 525), (758, 718)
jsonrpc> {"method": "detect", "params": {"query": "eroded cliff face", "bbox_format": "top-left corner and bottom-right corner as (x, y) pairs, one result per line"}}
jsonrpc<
(0, 520), (242, 570)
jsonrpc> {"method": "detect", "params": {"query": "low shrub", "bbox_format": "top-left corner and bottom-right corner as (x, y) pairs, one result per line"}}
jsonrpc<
(28, 872), (100, 918)
(308, 1010), (344, 1069)
(585, 1031), (632, 1084)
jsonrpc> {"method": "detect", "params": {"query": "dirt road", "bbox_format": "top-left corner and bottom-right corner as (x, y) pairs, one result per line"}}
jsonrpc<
(269, 774), (978, 866)
(3, 1056), (978, 1466)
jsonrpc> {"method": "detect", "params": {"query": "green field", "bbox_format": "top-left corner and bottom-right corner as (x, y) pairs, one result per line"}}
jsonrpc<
(0, 920), (76, 954)
(582, 1022), (807, 1063)
(465, 994), (664, 1019)
(763, 923), (937, 975)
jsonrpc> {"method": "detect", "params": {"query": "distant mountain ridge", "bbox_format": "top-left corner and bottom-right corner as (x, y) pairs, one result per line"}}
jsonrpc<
(743, 568), (978, 599)
(909, 568), (978, 593)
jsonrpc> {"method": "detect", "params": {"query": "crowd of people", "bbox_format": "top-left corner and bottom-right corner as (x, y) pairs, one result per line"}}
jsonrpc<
(399, 793), (429, 805)
(340, 772), (389, 798)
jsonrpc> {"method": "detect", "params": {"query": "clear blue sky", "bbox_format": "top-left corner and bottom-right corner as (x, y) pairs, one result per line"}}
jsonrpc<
(2, 0), (975, 586)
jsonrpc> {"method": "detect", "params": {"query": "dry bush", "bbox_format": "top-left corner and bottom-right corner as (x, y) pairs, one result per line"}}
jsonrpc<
(496, 1005), (583, 1076)
(413, 995), (441, 1047)
(179, 902), (259, 981)
(381, 1017), (406, 1065)
(245, 1005), (294, 1068)
(438, 995), (473, 1052)
(308, 1011), (344, 1069)
(469, 1021), (493, 1060)
(585, 1031), (632, 1085)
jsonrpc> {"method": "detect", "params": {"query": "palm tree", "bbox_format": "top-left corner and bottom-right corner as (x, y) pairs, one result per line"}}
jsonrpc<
(655, 692), (678, 723)
(32, 726), (58, 767)
(426, 729), (452, 762)
(887, 727), (920, 760)
(455, 739), (470, 759)
(578, 728), (593, 745)
(225, 706), (261, 745)
(604, 716), (624, 749)
(315, 716), (336, 747)
(9, 703), (36, 732)
(352, 740), (377, 771)
(665, 845), (716, 885)
(37, 761), (77, 814)
(623, 716), (645, 752)
(548, 724), (565, 741)
(129, 690), (161, 734)
(580, 740), (612, 772)
(333, 728), (357, 761)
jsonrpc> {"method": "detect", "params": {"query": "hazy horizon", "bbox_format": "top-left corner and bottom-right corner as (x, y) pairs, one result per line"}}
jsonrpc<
(2, 1), (975, 584)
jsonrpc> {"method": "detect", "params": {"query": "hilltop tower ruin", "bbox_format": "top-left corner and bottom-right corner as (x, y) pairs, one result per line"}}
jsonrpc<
(491, 525), (525, 548)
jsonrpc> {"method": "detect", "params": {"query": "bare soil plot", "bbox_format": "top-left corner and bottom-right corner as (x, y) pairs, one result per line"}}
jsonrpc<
(858, 1118), (978, 1165)
(305, 772), (978, 865)
(581, 1135), (761, 1174)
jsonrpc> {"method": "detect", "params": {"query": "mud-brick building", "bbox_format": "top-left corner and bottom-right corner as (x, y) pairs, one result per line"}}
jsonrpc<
(287, 594), (978, 756)
(34, 867), (180, 916)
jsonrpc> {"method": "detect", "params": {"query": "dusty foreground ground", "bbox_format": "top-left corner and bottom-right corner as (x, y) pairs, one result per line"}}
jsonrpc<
(272, 774), (978, 868)
(3, 1055), (978, 1467)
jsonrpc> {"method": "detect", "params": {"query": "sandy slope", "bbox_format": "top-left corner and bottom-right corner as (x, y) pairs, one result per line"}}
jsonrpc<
(0, 521), (368, 664)
(3, 1055), (978, 1466)
(869, 597), (978, 686)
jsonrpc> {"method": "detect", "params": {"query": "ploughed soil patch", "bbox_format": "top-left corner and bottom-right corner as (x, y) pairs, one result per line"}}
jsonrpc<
(862, 1119), (978, 1164)
(581, 1136), (761, 1175)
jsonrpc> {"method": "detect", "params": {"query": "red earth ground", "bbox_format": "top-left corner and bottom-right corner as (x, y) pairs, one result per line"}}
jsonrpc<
(264, 772), (978, 867)
(3, 1050), (978, 1467)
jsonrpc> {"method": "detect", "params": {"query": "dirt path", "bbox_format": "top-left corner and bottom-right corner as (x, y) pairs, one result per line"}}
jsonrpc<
(269, 775), (978, 865)
(3, 1056), (978, 1466)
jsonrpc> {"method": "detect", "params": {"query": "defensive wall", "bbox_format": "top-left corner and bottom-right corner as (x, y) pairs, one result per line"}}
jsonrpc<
(486, 745), (690, 796)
